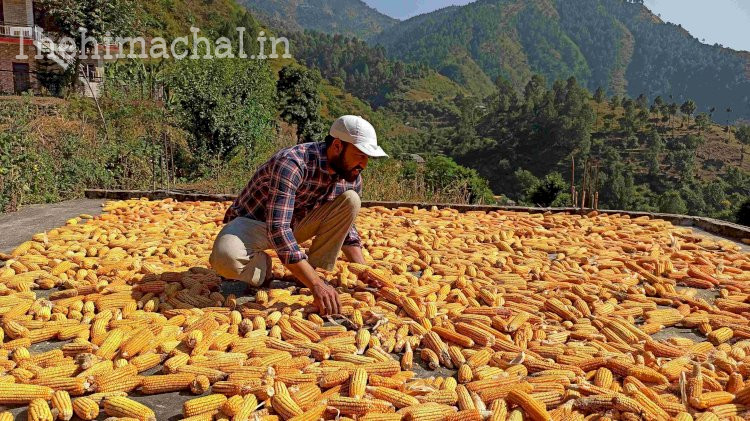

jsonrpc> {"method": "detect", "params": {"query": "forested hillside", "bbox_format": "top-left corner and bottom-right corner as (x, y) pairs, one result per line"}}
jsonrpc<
(0, 0), (489, 212)
(238, 0), (396, 39)
(5, 0), (750, 224)
(372, 0), (750, 124)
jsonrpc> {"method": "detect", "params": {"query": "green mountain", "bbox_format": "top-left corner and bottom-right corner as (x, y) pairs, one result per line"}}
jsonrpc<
(238, 0), (397, 39)
(371, 0), (750, 123)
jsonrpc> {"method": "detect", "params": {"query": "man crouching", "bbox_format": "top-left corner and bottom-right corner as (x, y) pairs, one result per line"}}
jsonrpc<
(210, 115), (388, 315)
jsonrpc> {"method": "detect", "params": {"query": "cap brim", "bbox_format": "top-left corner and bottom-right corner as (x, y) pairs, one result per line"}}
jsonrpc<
(353, 143), (388, 158)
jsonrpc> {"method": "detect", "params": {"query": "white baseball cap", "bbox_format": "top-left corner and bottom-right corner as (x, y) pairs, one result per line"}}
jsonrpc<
(329, 115), (388, 158)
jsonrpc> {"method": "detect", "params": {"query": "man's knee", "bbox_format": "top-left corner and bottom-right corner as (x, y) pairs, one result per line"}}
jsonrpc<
(209, 236), (246, 279)
(339, 190), (361, 213)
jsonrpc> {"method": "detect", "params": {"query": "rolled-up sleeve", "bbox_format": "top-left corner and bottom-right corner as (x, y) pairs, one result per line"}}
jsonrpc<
(266, 160), (307, 264)
(343, 178), (362, 248)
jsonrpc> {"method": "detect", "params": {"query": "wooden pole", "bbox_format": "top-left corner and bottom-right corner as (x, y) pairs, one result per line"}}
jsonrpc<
(580, 159), (588, 210)
(570, 155), (576, 206)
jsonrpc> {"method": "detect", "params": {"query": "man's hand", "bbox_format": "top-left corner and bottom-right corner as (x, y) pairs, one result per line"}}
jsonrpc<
(285, 259), (342, 315)
(311, 280), (341, 315)
(360, 271), (384, 288)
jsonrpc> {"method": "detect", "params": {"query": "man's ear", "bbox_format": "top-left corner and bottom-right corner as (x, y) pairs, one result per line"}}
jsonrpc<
(331, 138), (343, 154)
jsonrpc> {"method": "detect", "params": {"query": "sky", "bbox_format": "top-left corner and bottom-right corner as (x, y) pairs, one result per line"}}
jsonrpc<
(363, 0), (750, 52)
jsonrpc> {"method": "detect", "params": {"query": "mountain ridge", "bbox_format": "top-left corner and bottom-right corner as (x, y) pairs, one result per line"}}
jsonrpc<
(239, 0), (397, 39)
(368, 0), (750, 123)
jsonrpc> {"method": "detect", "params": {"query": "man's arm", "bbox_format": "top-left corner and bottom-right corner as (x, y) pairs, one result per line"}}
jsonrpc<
(266, 160), (341, 314)
(341, 179), (364, 262)
(339, 180), (383, 287)
(342, 245), (366, 264)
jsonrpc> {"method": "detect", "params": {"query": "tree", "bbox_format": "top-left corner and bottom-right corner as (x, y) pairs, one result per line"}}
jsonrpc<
(527, 173), (567, 207)
(680, 100), (696, 126)
(422, 156), (494, 204)
(593, 87), (605, 103)
(514, 169), (539, 201)
(652, 96), (664, 110)
(668, 103), (679, 136)
(636, 94), (649, 112)
(609, 95), (621, 110)
(37, 0), (134, 39)
(737, 124), (750, 164)
(276, 66), (326, 143)
(167, 58), (275, 162)
(695, 113), (710, 133)
(703, 181), (727, 215)
(738, 199), (750, 226)
(658, 190), (688, 214)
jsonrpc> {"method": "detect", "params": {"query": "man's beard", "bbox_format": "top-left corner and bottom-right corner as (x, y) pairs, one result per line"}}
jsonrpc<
(330, 154), (362, 182)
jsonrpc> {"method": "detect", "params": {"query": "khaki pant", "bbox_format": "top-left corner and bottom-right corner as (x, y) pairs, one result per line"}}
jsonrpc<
(209, 190), (361, 286)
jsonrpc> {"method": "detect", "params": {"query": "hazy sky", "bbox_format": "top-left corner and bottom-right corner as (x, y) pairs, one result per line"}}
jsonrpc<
(364, 0), (750, 52)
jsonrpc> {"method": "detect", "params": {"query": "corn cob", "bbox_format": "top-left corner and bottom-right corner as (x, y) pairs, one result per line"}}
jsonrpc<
(52, 390), (73, 421)
(29, 398), (54, 421)
(183, 394), (228, 418)
(140, 373), (196, 394)
(271, 381), (303, 419)
(0, 383), (53, 404)
(102, 396), (156, 421)
(72, 397), (100, 420)
(349, 367), (367, 399)
(506, 389), (551, 421)
(326, 396), (393, 416)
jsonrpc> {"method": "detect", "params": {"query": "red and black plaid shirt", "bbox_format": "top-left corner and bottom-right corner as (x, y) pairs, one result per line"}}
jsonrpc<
(224, 142), (362, 264)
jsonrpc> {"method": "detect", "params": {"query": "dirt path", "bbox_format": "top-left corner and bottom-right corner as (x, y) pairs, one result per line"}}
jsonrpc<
(0, 199), (105, 253)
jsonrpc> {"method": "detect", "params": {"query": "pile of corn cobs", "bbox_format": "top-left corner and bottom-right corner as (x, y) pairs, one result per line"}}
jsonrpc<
(0, 199), (749, 421)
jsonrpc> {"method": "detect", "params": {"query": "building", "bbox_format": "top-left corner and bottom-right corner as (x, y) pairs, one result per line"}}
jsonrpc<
(0, 0), (105, 97)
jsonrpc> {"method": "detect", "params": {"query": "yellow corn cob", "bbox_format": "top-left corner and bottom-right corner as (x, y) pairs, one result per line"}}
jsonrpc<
(444, 409), (483, 421)
(271, 382), (303, 420)
(689, 391), (735, 409)
(418, 390), (459, 405)
(420, 348), (440, 370)
(29, 398), (54, 421)
(51, 390), (73, 421)
(506, 389), (551, 421)
(73, 397), (100, 421)
(120, 328), (155, 358)
(349, 367), (368, 399)
(400, 402), (456, 421)
(183, 394), (227, 418)
(707, 327), (733, 346)
(140, 373), (196, 394)
(102, 396), (156, 421)
(95, 329), (125, 360)
(466, 348), (492, 369)
(359, 412), (403, 421)
(221, 394), (244, 417)
(0, 383), (53, 404)
(92, 364), (140, 393)
(232, 394), (259, 420)
(367, 386), (420, 408)
(327, 396), (393, 416)
(673, 413), (693, 421)
(432, 326), (475, 348)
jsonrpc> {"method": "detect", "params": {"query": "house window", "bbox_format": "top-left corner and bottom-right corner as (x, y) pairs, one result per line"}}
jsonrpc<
(0, 0), (5, 23)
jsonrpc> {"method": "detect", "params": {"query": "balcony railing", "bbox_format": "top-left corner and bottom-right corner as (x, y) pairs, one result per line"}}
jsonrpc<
(0, 23), (35, 39)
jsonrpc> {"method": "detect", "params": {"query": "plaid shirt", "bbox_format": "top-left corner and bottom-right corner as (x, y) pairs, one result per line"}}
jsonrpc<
(224, 142), (362, 264)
